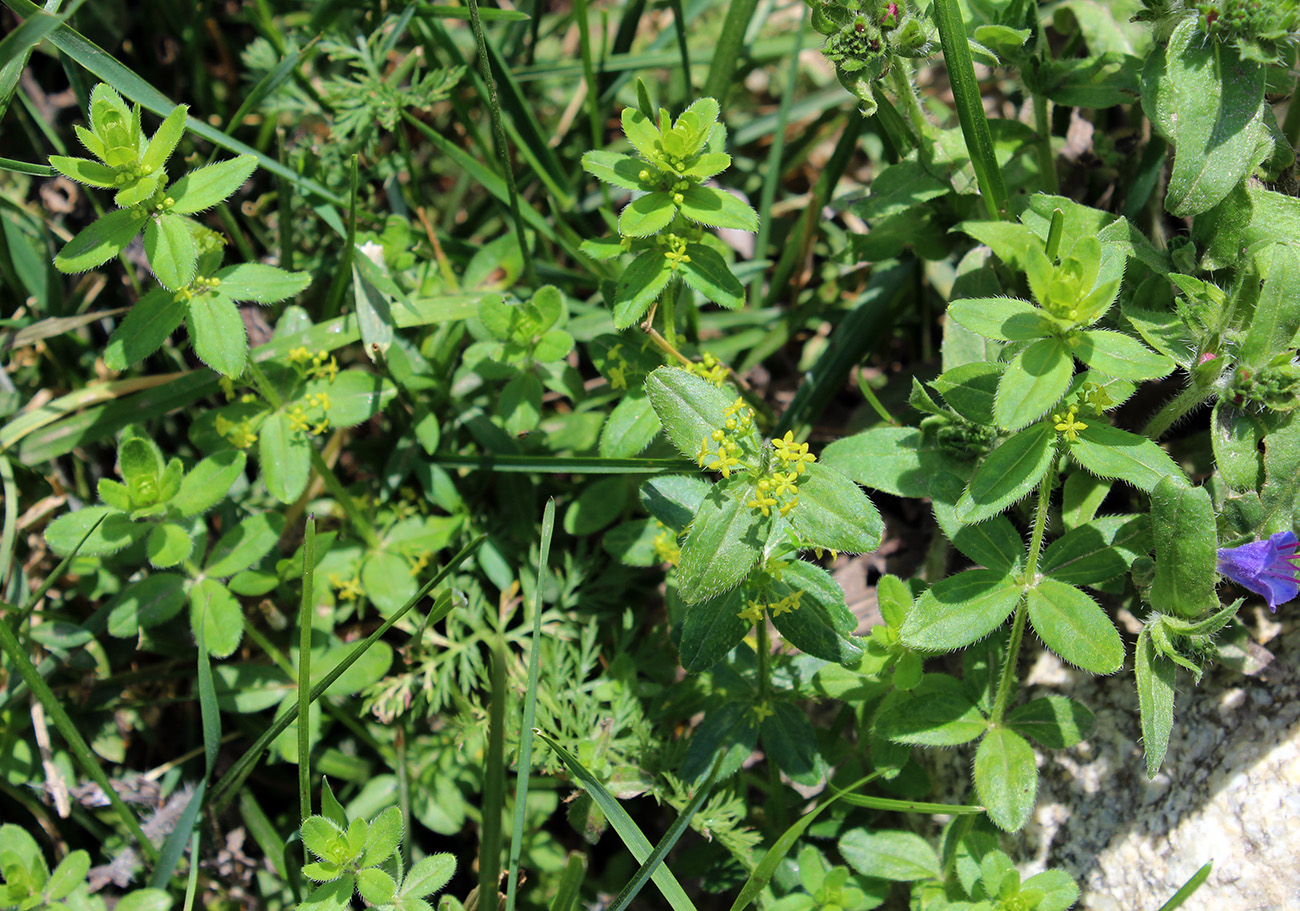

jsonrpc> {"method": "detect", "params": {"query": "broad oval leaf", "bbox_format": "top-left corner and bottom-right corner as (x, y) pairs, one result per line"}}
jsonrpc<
(874, 674), (987, 746)
(260, 412), (312, 503)
(676, 481), (765, 603)
(974, 727), (1037, 832)
(678, 185), (758, 232)
(900, 568), (1021, 652)
(1069, 422), (1183, 492)
(839, 829), (940, 882)
(107, 573), (187, 636)
(216, 263), (312, 303)
(189, 577), (244, 657)
(612, 250), (672, 328)
(787, 465), (883, 554)
(678, 588), (749, 673)
(143, 213), (198, 291)
(54, 208), (144, 274)
(104, 287), (188, 370)
(186, 292), (246, 377)
(994, 337), (1072, 431)
(1026, 578), (1123, 673)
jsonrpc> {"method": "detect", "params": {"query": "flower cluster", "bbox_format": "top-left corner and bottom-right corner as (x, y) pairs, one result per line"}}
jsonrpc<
(686, 352), (729, 386)
(215, 413), (258, 449)
(737, 589), (804, 625)
(652, 522), (682, 565)
(696, 397), (756, 479)
(289, 347), (341, 382)
(746, 432), (819, 517)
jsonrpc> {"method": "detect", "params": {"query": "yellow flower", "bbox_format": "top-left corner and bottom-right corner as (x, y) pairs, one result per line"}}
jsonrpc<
(751, 701), (775, 722)
(770, 590), (802, 616)
(738, 600), (765, 624)
(1053, 406), (1087, 442)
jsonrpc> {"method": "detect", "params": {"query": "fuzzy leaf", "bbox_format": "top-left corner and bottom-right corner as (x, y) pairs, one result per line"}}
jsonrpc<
(994, 337), (1072, 431)
(104, 287), (188, 370)
(141, 104), (189, 173)
(186, 292), (247, 377)
(1069, 423), (1183, 493)
(144, 213), (198, 290)
(1135, 627), (1176, 778)
(581, 150), (648, 191)
(216, 263), (312, 303)
(172, 451), (247, 516)
(974, 728), (1037, 832)
(787, 465), (883, 554)
(677, 185), (758, 232)
(956, 423), (1055, 523)
(677, 244), (743, 309)
(189, 577), (243, 657)
(54, 208), (144, 273)
(679, 588), (749, 672)
(611, 250), (672, 328)
(676, 480), (765, 603)
(48, 155), (119, 187)
(169, 155), (257, 213)
(947, 297), (1055, 341)
(618, 192), (675, 237)
(901, 569), (1022, 652)
(1026, 578), (1123, 673)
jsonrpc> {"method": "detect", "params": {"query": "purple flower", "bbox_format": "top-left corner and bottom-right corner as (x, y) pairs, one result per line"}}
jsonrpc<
(1216, 530), (1300, 611)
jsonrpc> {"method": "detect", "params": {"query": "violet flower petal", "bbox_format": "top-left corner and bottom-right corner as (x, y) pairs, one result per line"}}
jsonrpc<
(1216, 530), (1300, 611)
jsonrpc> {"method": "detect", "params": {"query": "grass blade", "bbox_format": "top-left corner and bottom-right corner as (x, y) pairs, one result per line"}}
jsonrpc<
(537, 731), (699, 911)
(298, 516), (316, 824)
(504, 499), (556, 911)
(1156, 862), (1213, 911)
(607, 761), (719, 911)
(931, 0), (1011, 219)
(727, 773), (880, 911)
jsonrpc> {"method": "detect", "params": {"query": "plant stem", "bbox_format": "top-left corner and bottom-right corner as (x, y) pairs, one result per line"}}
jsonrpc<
(1142, 380), (1216, 440)
(990, 455), (1056, 725)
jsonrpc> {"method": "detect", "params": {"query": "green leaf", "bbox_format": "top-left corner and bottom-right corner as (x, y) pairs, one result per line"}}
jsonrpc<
(361, 550), (417, 616)
(1006, 695), (1095, 748)
(144, 213), (198, 290)
(1135, 627), (1176, 778)
(1240, 242), (1300, 368)
(1213, 402), (1265, 492)
(310, 371), (396, 428)
(1143, 18), (1268, 217)
(760, 702), (828, 787)
(140, 104), (188, 173)
(190, 577), (243, 657)
(620, 107), (661, 163)
(838, 829), (941, 882)
(644, 367), (745, 460)
(204, 512), (284, 577)
(362, 806), (403, 867)
(400, 855), (456, 899)
(1069, 422), (1183, 492)
(769, 592), (862, 666)
(956, 423), (1055, 523)
(186, 292), (246, 377)
(677, 245), (743, 309)
(677, 185), (758, 232)
(1148, 476), (1217, 618)
(172, 450), (246, 516)
(681, 152), (730, 180)
(612, 250), (672, 328)
(787, 465), (882, 554)
(563, 477), (629, 536)
(107, 573), (187, 636)
(260, 412), (312, 503)
(53, 207), (143, 273)
(104, 287), (187, 370)
(48, 155), (118, 187)
(169, 155), (257, 213)
(45, 850), (89, 900)
(45, 506), (140, 556)
(947, 297), (1055, 341)
(677, 481), (765, 603)
(216, 263), (312, 304)
(581, 150), (647, 191)
(498, 372), (543, 436)
(600, 394), (661, 458)
(874, 674), (988, 745)
(1039, 515), (1148, 586)
(819, 427), (931, 498)
(900, 569), (1022, 652)
(352, 249), (397, 361)
(618, 192), (676, 237)
(640, 474), (710, 530)
(950, 517), (1023, 573)
(974, 728), (1037, 832)
(1074, 329), (1174, 380)
(933, 361), (1003, 425)
(994, 337), (1073, 431)
(1026, 578), (1123, 673)
(1022, 869), (1079, 911)
(147, 521), (193, 567)
(679, 588), (748, 672)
